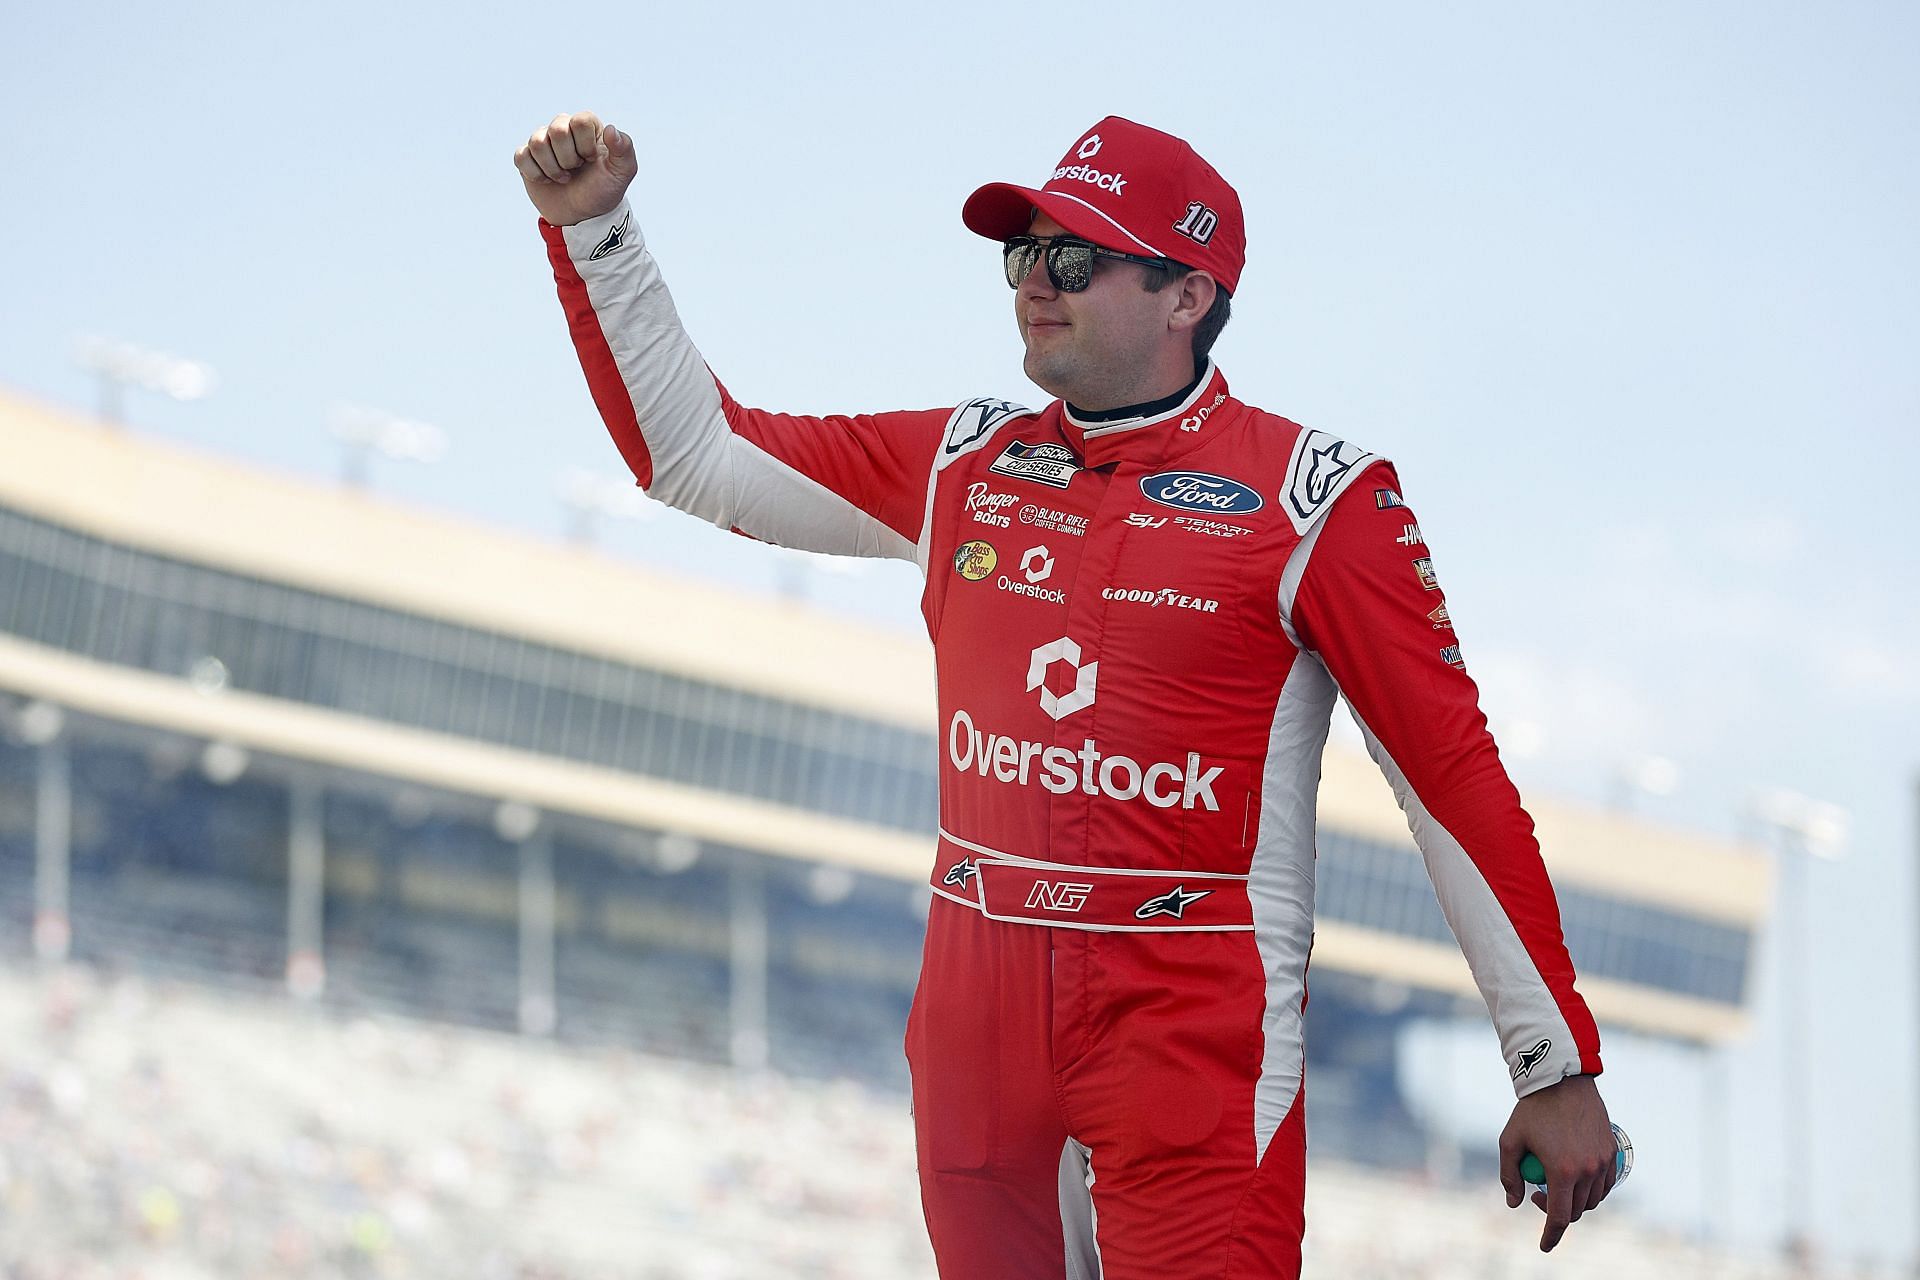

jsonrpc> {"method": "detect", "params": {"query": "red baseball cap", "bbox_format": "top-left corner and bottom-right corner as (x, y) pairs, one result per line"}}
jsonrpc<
(962, 116), (1246, 295)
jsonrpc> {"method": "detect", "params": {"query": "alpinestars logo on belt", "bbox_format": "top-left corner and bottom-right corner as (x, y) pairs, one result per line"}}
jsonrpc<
(1510, 1038), (1553, 1080)
(942, 859), (978, 888)
(1134, 884), (1211, 920)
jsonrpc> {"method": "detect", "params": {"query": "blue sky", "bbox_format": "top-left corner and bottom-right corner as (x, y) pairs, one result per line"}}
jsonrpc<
(3, 0), (1916, 1266)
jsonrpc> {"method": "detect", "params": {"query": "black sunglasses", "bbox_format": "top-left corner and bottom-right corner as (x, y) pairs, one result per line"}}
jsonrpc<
(1002, 235), (1171, 292)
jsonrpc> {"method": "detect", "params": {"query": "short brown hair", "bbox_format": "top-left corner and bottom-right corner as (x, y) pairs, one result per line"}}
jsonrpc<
(1140, 260), (1232, 364)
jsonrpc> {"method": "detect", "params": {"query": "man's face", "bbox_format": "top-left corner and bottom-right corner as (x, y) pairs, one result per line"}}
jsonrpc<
(1013, 212), (1181, 409)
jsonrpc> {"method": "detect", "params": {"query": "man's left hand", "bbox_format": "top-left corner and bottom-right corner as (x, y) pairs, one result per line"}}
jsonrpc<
(1497, 1073), (1617, 1252)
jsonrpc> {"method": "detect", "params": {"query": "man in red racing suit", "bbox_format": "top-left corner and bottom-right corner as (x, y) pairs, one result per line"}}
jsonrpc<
(517, 111), (1620, 1278)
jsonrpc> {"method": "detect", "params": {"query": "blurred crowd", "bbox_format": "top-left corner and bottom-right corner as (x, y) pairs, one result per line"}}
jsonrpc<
(0, 963), (1895, 1279)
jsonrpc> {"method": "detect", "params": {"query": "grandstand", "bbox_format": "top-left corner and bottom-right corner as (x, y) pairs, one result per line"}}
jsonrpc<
(0, 390), (1809, 1272)
(0, 964), (1877, 1279)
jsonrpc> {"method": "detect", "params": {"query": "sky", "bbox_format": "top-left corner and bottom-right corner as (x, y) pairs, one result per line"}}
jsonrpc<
(2, 0), (1916, 1267)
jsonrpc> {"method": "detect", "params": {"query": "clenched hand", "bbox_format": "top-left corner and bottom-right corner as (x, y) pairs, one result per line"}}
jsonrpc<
(514, 111), (637, 227)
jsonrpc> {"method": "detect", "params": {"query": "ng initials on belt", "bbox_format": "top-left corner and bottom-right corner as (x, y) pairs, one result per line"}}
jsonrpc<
(929, 829), (1253, 932)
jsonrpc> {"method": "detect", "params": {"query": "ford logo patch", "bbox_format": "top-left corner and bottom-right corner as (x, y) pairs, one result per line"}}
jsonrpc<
(1139, 471), (1265, 514)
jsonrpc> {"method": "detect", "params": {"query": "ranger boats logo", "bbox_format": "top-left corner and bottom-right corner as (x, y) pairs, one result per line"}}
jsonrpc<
(965, 482), (1020, 528)
(1139, 471), (1264, 515)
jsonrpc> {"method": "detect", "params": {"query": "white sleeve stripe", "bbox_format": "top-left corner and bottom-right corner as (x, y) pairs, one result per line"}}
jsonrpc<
(1275, 513), (1331, 651)
(569, 203), (912, 559)
(728, 435), (917, 558)
(1348, 706), (1583, 1098)
(1248, 653), (1337, 1158)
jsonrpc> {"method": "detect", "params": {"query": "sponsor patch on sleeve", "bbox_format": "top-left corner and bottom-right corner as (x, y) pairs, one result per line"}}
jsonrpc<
(1282, 429), (1377, 534)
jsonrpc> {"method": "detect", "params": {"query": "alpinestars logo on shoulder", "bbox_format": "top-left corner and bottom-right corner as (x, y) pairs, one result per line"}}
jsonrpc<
(944, 398), (1030, 457)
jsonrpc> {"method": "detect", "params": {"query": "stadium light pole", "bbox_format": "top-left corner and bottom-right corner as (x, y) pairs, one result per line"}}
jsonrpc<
(328, 404), (448, 491)
(498, 800), (557, 1038)
(19, 701), (71, 963)
(729, 858), (770, 1073)
(286, 773), (327, 1001)
(74, 336), (217, 428)
(1752, 787), (1848, 1262)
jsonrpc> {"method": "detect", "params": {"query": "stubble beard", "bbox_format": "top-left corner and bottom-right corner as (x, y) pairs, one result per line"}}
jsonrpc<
(1023, 336), (1106, 407)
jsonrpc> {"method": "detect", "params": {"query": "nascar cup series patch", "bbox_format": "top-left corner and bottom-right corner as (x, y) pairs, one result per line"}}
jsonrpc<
(988, 441), (1080, 489)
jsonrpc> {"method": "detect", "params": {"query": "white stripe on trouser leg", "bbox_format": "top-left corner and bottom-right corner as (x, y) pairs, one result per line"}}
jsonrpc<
(1248, 653), (1337, 1157)
(1059, 1138), (1102, 1279)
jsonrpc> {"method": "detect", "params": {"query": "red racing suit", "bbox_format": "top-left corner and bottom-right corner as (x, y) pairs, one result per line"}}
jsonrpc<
(543, 203), (1603, 1279)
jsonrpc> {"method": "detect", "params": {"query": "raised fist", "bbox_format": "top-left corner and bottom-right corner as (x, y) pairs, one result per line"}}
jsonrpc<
(514, 111), (637, 227)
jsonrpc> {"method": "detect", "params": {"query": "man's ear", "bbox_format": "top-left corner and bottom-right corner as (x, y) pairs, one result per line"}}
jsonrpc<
(1169, 272), (1218, 335)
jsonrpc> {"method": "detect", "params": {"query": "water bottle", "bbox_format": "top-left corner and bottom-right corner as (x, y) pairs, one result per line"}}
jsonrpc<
(1520, 1122), (1633, 1189)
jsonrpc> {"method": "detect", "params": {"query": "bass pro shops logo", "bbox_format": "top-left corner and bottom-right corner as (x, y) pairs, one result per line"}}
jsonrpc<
(953, 541), (997, 581)
(1510, 1038), (1553, 1081)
